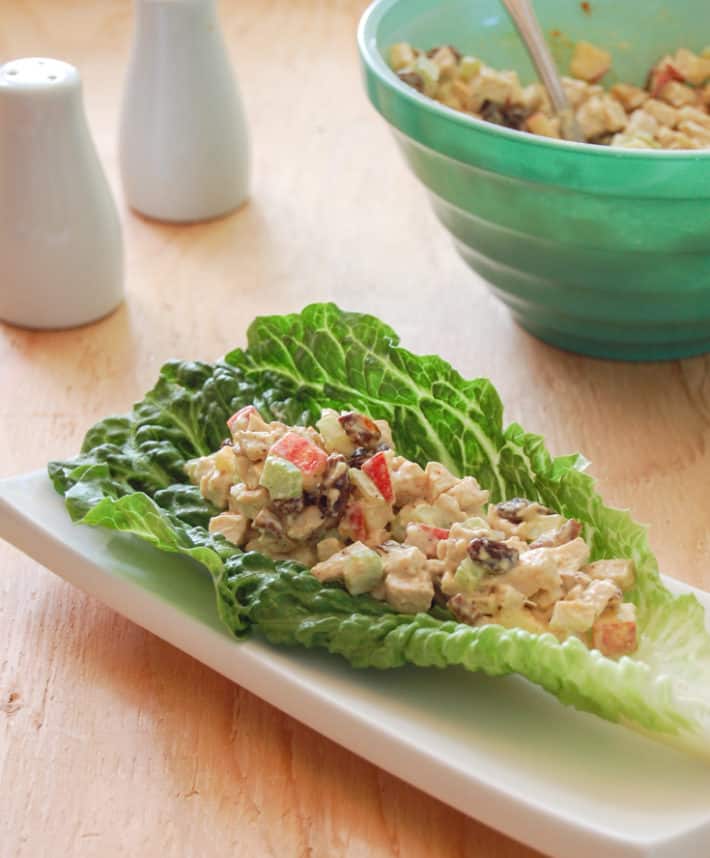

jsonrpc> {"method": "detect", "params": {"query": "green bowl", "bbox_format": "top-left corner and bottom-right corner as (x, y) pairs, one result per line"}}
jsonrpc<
(358, 0), (710, 360)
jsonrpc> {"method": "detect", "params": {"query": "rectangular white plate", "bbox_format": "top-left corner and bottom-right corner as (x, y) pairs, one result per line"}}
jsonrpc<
(3, 471), (710, 858)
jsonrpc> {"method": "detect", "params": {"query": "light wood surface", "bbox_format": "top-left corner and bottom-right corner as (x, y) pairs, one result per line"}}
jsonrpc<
(2, 2), (710, 856)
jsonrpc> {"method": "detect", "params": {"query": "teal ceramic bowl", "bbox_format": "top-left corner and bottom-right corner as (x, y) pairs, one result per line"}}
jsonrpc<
(358, 0), (710, 360)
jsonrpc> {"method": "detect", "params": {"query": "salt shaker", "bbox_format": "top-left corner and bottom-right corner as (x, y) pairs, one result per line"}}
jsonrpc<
(119, 0), (250, 223)
(0, 58), (124, 330)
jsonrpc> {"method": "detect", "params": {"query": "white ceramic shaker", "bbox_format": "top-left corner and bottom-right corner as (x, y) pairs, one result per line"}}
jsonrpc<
(0, 58), (124, 329)
(119, 0), (250, 223)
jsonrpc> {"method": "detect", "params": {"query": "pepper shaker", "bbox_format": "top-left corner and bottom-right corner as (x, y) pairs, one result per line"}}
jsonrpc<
(0, 58), (124, 329)
(119, 0), (250, 223)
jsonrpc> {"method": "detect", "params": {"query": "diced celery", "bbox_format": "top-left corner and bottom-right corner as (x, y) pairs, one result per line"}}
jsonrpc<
(343, 543), (384, 595)
(453, 557), (485, 592)
(316, 409), (354, 455)
(259, 455), (303, 500)
(462, 516), (488, 530)
(459, 56), (482, 81)
(389, 42), (416, 72)
(414, 55), (440, 96)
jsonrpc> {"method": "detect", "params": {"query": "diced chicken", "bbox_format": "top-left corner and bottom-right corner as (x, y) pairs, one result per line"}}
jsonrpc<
(428, 45), (460, 80)
(430, 491), (469, 526)
(592, 602), (637, 657)
(524, 112), (561, 138)
(529, 519), (581, 549)
(374, 419), (393, 448)
(677, 119), (710, 146)
(576, 94), (627, 139)
(390, 456), (429, 506)
(381, 543), (433, 613)
(610, 132), (657, 149)
(208, 512), (248, 546)
(404, 523), (450, 558)
(436, 82), (464, 110)
(643, 98), (678, 127)
(658, 80), (697, 108)
(610, 82), (648, 112)
(285, 505), (324, 541)
(468, 67), (518, 111)
(549, 598), (597, 634)
(677, 105), (710, 129)
(548, 536), (591, 572)
(672, 48), (710, 86)
(500, 549), (562, 604)
(186, 445), (240, 509)
(626, 108), (659, 136)
(550, 578), (620, 635)
(521, 82), (551, 114)
(425, 461), (459, 500)
(585, 558), (635, 591)
(238, 428), (284, 462)
(316, 536), (344, 562)
(442, 476), (488, 517)
(656, 126), (698, 148)
(570, 41), (612, 82)
(562, 76), (603, 108)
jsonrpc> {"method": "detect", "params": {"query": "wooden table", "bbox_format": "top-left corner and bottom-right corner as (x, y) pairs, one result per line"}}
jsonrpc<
(2, 2), (710, 855)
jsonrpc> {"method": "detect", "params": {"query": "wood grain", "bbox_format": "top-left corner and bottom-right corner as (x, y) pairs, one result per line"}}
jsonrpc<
(1, 1), (709, 856)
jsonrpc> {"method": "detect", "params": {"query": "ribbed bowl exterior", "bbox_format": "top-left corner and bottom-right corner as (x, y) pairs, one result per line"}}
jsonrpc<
(359, 0), (710, 360)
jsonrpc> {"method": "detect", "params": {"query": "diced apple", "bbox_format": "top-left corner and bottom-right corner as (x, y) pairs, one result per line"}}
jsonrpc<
(227, 405), (262, 435)
(317, 409), (356, 455)
(404, 522), (449, 558)
(361, 452), (394, 503)
(648, 57), (685, 98)
(340, 502), (368, 543)
(269, 431), (328, 477)
(570, 41), (611, 83)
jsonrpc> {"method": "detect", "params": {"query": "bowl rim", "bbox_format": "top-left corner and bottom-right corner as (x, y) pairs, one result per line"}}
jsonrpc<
(357, 0), (710, 162)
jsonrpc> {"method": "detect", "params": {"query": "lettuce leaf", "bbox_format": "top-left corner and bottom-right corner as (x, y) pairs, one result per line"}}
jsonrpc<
(48, 303), (710, 756)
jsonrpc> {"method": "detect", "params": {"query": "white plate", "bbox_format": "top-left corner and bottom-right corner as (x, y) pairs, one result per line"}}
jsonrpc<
(3, 471), (710, 858)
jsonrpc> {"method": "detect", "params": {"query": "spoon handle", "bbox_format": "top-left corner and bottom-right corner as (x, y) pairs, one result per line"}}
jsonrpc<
(501, 0), (586, 142)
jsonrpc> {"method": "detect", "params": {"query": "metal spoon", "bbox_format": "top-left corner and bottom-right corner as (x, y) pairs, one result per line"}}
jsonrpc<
(501, 0), (586, 142)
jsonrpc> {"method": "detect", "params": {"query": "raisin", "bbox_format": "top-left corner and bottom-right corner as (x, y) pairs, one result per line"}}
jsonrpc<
(501, 106), (528, 130)
(468, 537), (519, 574)
(338, 412), (382, 447)
(426, 44), (462, 62)
(270, 496), (305, 516)
(448, 593), (482, 625)
(481, 100), (505, 126)
(349, 447), (372, 469)
(398, 71), (424, 92)
(495, 497), (551, 524)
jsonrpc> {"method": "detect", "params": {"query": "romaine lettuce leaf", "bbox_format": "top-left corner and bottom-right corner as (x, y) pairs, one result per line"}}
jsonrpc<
(48, 303), (710, 756)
